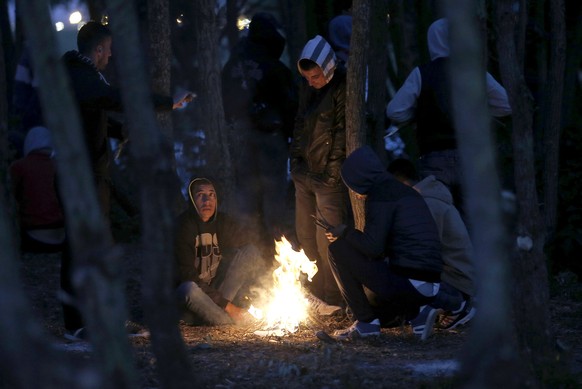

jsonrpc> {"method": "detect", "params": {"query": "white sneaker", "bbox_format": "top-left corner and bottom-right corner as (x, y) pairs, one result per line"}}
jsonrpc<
(305, 293), (342, 316)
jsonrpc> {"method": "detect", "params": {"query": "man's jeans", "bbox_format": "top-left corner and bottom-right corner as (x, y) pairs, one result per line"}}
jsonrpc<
(177, 244), (263, 325)
(329, 239), (433, 325)
(291, 171), (348, 306)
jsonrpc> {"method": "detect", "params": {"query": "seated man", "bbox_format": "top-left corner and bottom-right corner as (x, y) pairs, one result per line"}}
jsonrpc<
(324, 146), (443, 339)
(388, 158), (476, 340)
(174, 178), (264, 325)
(9, 126), (65, 253)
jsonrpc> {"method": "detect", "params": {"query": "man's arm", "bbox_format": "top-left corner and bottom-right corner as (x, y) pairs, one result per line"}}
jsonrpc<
(386, 67), (422, 124)
(486, 73), (512, 117)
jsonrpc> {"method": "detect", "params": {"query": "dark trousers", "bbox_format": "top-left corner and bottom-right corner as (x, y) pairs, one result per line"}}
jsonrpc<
(292, 172), (348, 306)
(329, 239), (433, 324)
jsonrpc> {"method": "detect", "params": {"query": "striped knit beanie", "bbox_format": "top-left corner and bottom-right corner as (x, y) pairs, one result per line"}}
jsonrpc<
(298, 35), (337, 83)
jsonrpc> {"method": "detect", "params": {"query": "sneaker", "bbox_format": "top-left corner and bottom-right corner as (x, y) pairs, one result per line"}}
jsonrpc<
(410, 306), (442, 341)
(305, 293), (342, 316)
(333, 319), (381, 339)
(439, 299), (476, 330)
(64, 327), (88, 342)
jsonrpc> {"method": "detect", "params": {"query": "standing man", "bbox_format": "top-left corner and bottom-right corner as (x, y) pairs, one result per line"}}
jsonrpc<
(325, 146), (443, 339)
(221, 12), (297, 256)
(386, 18), (511, 219)
(290, 35), (348, 313)
(60, 21), (191, 340)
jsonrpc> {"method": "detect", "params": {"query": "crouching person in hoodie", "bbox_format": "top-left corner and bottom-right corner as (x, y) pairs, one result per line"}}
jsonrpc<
(324, 146), (444, 340)
(173, 178), (264, 325)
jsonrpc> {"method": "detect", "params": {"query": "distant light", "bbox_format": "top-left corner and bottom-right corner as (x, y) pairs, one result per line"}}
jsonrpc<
(237, 16), (250, 31)
(101, 14), (109, 25)
(55, 22), (64, 31)
(69, 11), (82, 24)
(176, 14), (184, 26)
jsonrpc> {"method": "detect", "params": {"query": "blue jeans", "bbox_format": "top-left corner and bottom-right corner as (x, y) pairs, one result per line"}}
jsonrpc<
(177, 244), (263, 325)
(291, 171), (348, 306)
(329, 239), (433, 325)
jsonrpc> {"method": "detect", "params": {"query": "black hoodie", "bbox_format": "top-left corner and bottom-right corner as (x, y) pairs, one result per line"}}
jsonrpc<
(173, 178), (257, 308)
(340, 146), (443, 282)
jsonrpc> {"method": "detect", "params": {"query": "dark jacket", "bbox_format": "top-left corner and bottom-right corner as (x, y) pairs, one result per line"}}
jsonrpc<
(340, 146), (443, 282)
(62, 50), (173, 178)
(290, 66), (347, 186)
(221, 13), (297, 137)
(173, 179), (257, 308)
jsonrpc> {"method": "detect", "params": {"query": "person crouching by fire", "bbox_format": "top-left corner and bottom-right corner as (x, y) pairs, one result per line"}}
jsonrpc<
(173, 178), (265, 325)
(323, 146), (444, 339)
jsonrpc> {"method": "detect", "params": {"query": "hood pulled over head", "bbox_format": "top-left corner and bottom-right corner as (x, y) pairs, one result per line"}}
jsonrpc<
(24, 126), (53, 156)
(427, 18), (449, 60)
(298, 35), (337, 83)
(248, 12), (286, 59)
(188, 177), (217, 222)
(341, 146), (390, 195)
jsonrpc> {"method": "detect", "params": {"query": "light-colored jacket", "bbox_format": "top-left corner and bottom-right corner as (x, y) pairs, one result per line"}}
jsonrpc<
(414, 175), (476, 296)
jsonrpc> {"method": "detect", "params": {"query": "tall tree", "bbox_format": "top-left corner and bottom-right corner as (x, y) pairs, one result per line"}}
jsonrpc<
(18, 0), (137, 387)
(495, 0), (556, 382)
(444, 1), (527, 386)
(191, 0), (236, 211)
(366, 0), (390, 160)
(541, 0), (566, 242)
(104, 0), (199, 387)
(345, 0), (370, 229)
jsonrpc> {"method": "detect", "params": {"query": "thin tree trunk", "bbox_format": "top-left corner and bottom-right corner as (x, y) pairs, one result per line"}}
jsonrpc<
(444, 1), (527, 387)
(542, 0), (566, 240)
(104, 0), (199, 387)
(191, 0), (236, 211)
(0, 188), (102, 388)
(495, 0), (556, 382)
(367, 0), (390, 161)
(346, 0), (370, 230)
(18, 0), (137, 387)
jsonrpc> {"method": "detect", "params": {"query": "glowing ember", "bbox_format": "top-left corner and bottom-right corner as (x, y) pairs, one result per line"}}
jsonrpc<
(249, 237), (317, 336)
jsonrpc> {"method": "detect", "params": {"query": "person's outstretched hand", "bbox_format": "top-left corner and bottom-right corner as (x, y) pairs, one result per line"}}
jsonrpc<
(172, 92), (195, 109)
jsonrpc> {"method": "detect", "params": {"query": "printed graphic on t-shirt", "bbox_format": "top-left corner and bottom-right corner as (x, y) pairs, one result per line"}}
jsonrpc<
(195, 232), (222, 284)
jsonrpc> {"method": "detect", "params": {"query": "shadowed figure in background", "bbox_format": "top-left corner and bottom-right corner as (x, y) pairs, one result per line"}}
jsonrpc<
(221, 12), (297, 257)
(9, 126), (65, 253)
(174, 178), (265, 325)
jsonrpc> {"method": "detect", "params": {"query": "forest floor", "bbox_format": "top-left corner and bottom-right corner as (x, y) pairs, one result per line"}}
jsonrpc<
(18, 242), (582, 388)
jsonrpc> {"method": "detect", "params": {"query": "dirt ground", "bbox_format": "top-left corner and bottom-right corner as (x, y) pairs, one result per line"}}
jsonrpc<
(17, 244), (582, 388)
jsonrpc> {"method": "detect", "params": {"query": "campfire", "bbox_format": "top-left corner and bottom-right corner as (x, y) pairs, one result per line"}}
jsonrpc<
(248, 237), (317, 337)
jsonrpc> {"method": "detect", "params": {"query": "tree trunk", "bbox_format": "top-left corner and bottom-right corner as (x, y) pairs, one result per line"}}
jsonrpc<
(366, 0), (390, 161)
(278, 0), (307, 64)
(495, 0), (556, 382)
(444, 1), (528, 387)
(542, 0), (566, 241)
(18, 0), (137, 387)
(0, 190), (103, 388)
(104, 0), (200, 387)
(191, 0), (236, 211)
(346, 0), (370, 230)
